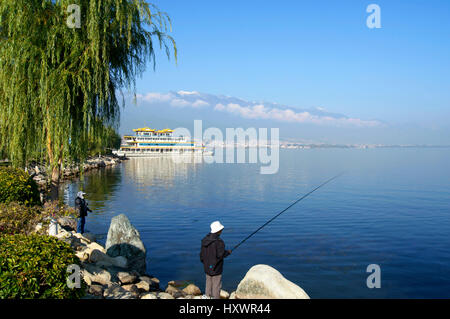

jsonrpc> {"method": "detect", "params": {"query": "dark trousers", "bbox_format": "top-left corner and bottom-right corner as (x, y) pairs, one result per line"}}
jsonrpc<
(77, 216), (85, 234)
(205, 274), (222, 299)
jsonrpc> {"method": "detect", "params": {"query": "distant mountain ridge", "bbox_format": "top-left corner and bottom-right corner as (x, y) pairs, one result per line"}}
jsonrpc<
(119, 91), (448, 145)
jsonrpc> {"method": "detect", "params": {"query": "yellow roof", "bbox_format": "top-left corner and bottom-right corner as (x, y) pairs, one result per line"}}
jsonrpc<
(157, 128), (174, 133)
(133, 127), (156, 132)
(132, 127), (174, 133)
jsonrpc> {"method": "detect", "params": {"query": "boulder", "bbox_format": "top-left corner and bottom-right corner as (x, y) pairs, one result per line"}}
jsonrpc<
(182, 284), (202, 296)
(139, 276), (159, 290)
(140, 293), (158, 299)
(157, 292), (175, 299)
(89, 249), (128, 269)
(104, 284), (135, 299)
(122, 284), (140, 297)
(75, 251), (89, 262)
(85, 242), (107, 254)
(167, 280), (193, 289)
(82, 268), (111, 286)
(229, 291), (237, 299)
(105, 214), (146, 274)
(117, 272), (137, 285)
(136, 280), (151, 292)
(55, 227), (71, 239)
(165, 285), (186, 298)
(220, 289), (230, 299)
(235, 265), (310, 299)
(57, 217), (77, 231)
(88, 285), (104, 297)
(67, 236), (84, 250)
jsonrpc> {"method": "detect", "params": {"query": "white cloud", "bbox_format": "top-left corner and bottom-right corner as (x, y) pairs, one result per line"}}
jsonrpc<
(191, 99), (210, 108)
(214, 103), (381, 127)
(135, 91), (381, 128)
(137, 92), (172, 103)
(170, 98), (191, 107)
(177, 90), (199, 96)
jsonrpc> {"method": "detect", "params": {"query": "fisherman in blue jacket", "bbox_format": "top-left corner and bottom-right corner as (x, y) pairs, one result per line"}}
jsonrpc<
(200, 221), (232, 299)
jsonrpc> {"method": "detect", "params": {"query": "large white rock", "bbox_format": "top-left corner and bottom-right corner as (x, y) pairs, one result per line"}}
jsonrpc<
(105, 214), (146, 274)
(235, 265), (310, 299)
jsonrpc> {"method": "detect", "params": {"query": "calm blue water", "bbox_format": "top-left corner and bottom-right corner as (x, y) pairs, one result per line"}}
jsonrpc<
(60, 148), (450, 298)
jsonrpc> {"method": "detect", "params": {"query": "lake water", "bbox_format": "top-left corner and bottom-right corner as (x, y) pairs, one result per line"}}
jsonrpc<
(60, 148), (450, 298)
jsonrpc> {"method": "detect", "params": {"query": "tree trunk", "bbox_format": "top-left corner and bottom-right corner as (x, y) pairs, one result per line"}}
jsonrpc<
(49, 165), (60, 201)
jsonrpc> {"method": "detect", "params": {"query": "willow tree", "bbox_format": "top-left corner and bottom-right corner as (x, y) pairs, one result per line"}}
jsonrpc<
(0, 0), (176, 198)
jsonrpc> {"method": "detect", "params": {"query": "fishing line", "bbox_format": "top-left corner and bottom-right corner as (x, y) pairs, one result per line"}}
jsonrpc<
(231, 172), (345, 252)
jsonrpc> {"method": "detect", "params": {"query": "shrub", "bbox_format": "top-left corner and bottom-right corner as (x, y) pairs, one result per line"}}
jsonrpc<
(0, 201), (78, 236)
(0, 202), (42, 235)
(0, 234), (86, 299)
(42, 201), (77, 218)
(0, 167), (40, 206)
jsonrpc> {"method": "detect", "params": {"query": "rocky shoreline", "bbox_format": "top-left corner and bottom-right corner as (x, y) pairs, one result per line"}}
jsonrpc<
(44, 214), (310, 300)
(27, 155), (125, 194)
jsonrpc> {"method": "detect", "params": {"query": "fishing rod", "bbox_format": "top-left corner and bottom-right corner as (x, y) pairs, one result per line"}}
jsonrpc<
(231, 172), (344, 252)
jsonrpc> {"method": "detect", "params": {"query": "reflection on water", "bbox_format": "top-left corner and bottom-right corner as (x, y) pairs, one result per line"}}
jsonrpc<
(124, 157), (202, 190)
(59, 166), (122, 212)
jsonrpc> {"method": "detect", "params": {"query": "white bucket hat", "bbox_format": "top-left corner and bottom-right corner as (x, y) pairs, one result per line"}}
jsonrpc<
(77, 191), (86, 199)
(210, 221), (224, 234)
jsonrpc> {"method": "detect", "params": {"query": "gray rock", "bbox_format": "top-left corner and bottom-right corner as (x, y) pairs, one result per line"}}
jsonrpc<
(88, 284), (104, 297)
(140, 293), (158, 299)
(157, 292), (175, 299)
(117, 272), (137, 285)
(103, 284), (135, 299)
(220, 289), (230, 299)
(105, 214), (146, 274)
(57, 217), (77, 231)
(89, 249), (128, 269)
(122, 284), (140, 297)
(135, 280), (151, 292)
(235, 264), (310, 299)
(166, 285), (186, 298)
(182, 284), (202, 296)
(139, 276), (160, 290)
(82, 268), (111, 286)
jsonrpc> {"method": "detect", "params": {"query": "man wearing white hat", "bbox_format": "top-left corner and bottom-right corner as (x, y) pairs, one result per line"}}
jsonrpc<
(200, 221), (232, 299)
(75, 191), (92, 234)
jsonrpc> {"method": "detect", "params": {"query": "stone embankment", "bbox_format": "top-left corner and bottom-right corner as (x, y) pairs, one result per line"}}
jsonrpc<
(45, 213), (310, 299)
(28, 155), (125, 187)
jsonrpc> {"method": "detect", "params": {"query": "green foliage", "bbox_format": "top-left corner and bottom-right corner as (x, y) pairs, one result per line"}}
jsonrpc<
(0, 234), (85, 299)
(88, 125), (122, 156)
(0, 0), (176, 178)
(0, 202), (42, 235)
(41, 201), (77, 219)
(0, 167), (40, 206)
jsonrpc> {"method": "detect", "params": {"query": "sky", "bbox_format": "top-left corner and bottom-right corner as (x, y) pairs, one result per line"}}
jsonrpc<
(121, 0), (450, 144)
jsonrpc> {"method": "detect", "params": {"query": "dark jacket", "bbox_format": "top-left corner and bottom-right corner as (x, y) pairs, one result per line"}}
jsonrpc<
(75, 197), (91, 218)
(200, 232), (230, 276)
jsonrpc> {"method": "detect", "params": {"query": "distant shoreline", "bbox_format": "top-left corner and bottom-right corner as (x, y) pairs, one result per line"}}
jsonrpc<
(205, 143), (450, 149)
